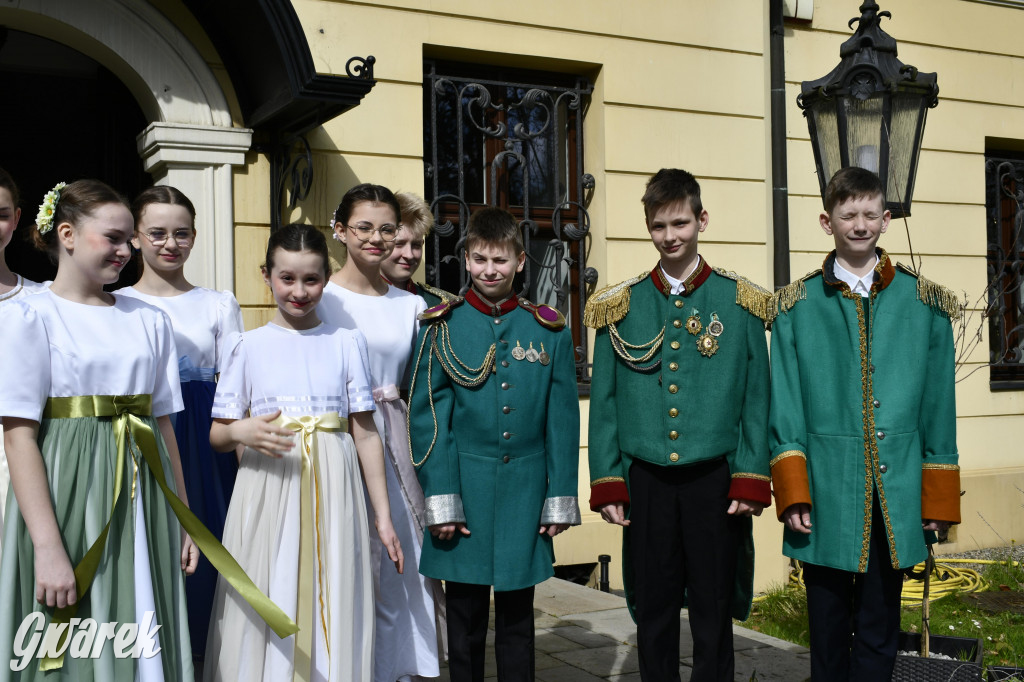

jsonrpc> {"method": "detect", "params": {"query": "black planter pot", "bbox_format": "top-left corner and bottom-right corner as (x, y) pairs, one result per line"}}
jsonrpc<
(892, 632), (983, 682)
(989, 666), (1024, 681)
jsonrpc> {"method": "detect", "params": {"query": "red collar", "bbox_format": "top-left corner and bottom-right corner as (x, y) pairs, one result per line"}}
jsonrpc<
(822, 249), (894, 294)
(650, 258), (712, 297)
(380, 274), (418, 295)
(465, 288), (519, 316)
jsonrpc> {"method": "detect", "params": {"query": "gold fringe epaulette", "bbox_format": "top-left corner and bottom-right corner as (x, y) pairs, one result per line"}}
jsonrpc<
(896, 263), (963, 321)
(420, 282), (455, 303)
(774, 270), (820, 315)
(583, 270), (650, 329)
(712, 267), (775, 323)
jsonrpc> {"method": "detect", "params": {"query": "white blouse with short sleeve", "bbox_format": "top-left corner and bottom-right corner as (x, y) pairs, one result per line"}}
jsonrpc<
(211, 322), (375, 420)
(0, 290), (183, 421)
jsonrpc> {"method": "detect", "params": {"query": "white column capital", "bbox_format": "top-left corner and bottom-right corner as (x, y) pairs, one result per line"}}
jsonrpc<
(137, 122), (253, 171)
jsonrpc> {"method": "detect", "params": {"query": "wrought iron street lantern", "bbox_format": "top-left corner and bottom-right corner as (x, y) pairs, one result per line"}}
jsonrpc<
(797, 1), (938, 218)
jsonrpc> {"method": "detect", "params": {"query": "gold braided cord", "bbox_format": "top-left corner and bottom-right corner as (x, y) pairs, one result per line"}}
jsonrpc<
(769, 450), (806, 468)
(583, 270), (650, 329)
(922, 463), (960, 471)
(434, 321), (496, 387)
(408, 328), (438, 467)
(731, 472), (771, 482)
(591, 476), (625, 486)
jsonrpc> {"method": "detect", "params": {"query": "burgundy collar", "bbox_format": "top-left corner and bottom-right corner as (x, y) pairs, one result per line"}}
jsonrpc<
(822, 249), (894, 294)
(381, 274), (417, 295)
(465, 288), (518, 316)
(650, 257), (712, 297)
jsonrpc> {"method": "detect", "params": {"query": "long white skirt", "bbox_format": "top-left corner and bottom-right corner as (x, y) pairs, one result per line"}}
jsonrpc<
(204, 430), (373, 682)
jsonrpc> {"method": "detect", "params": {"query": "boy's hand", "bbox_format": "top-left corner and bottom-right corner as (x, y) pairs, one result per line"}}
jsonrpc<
(539, 524), (570, 537)
(727, 499), (765, 517)
(598, 502), (630, 527)
(430, 522), (470, 541)
(922, 519), (951, 532)
(782, 503), (812, 534)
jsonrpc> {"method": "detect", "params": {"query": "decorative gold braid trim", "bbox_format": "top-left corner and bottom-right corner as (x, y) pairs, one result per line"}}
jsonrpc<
(591, 476), (626, 486)
(713, 267), (775, 323)
(584, 270), (650, 329)
(732, 473), (771, 482)
(774, 275), (814, 314)
(420, 282), (455, 303)
(918, 275), (962, 321)
(408, 326), (439, 467)
(856, 297), (873, 574)
(922, 463), (960, 471)
(770, 450), (806, 468)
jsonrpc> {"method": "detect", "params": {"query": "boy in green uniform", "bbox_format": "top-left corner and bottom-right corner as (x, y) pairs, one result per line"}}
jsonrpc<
(408, 206), (581, 681)
(586, 169), (773, 682)
(382, 191), (454, 307)
(770, 166), (962, 680)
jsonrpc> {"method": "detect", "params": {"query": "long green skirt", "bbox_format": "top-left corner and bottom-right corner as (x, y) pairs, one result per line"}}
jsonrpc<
(0, 414), (192, 680)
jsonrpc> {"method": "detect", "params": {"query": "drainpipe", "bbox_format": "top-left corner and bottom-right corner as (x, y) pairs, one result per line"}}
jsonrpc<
(770, 0), (791, 289)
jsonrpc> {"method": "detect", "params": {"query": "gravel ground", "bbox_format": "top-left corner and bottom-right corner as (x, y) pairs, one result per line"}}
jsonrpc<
(936, 544), (1024, 572)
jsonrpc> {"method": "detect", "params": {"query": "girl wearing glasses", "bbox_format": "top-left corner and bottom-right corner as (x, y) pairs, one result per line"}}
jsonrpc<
(116, 186), (243, 663)
(319, 183), (444, 682)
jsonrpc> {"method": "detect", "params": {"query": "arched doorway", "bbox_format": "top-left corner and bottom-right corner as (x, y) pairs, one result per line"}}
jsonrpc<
(0, 28), (150, 286)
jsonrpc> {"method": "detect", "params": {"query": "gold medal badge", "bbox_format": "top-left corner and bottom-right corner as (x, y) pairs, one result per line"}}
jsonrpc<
(686, 311), (702, 335)
(697, 333), (719, 358)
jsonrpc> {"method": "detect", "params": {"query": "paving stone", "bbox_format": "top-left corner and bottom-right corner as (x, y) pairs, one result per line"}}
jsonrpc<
(733, 646), (812, 681)
(560, 608), (637, 645)
(548, 624), (623, 649)
(552, 644), (641, 677)
(536, 629), (588, 653)
(536, 579), (630, 617)
(536, 664), (609, 681)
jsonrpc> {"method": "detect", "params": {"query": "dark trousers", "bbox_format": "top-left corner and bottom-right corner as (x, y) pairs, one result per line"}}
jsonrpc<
(629, 457), (743, 682)
(446, 581), (536, 682)
(803, 497), (904, 682)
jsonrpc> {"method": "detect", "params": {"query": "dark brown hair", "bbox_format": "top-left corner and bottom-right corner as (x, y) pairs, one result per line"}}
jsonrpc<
(333, 183), (400, 228)
(0, 167), (20, 208)
(32, 180), (129, 260)
(823, 166), (886, 214)
(466, 206), (524, 254)
(131, 185), (196, 230)
(641, 168), (703, 222)
(265, 223), (331, 278)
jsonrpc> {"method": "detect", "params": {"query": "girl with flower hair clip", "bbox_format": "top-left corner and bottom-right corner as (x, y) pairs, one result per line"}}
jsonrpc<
(115, 185), (243, 663)
(0, 167), (47, 544)
(0, 180), (295, 680)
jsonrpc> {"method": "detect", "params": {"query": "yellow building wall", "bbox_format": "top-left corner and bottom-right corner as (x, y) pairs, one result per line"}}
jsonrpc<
(221, 0), (1024, 593)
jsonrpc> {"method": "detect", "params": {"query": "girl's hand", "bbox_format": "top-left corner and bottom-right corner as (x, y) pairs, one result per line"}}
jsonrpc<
(181, 532), (199, 575)
(34, 542), (77, 608)
(376, 518), (404, 575)
(231, 411), (294, 458)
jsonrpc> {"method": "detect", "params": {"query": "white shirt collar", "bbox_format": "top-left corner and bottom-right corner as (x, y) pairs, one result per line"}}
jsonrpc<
(660, 256), (702, 296)
(833, 255), (878, 298)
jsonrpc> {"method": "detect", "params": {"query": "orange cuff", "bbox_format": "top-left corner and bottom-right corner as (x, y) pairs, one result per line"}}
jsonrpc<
(770, 451), (811, 520)
(922, 466), (961, 524)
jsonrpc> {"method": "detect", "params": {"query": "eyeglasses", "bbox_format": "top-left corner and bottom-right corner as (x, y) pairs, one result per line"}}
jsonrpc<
(345, 223), (398, 243)
(138, 229), (194, 247)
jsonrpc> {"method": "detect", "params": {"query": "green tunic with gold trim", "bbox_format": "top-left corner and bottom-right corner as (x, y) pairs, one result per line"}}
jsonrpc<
(769, 250), (962, 573)
(585, 259), (773, 620)
(408, 289), (581, 591)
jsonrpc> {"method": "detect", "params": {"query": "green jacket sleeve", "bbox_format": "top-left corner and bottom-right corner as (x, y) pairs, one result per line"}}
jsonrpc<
(726, 313), (772, 506)
(919, 308), (961, 523)
(768, 308), (812, 519)
(587, 325), (630, 510)
(540, 328), (582, 525)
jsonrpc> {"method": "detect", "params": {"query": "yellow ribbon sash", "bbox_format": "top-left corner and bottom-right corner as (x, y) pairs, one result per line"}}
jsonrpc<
(39, 395), (299, 671)
(272, 414), (346, 682)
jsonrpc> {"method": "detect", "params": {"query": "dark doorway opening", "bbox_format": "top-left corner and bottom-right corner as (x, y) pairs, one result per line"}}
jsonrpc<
(0, 28), (150, 286)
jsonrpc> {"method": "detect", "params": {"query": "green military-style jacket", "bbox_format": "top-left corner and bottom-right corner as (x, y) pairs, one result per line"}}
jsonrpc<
(769, 250), (962, 574)
(408, 288), (581, 591)
(586, 259), (773, 619)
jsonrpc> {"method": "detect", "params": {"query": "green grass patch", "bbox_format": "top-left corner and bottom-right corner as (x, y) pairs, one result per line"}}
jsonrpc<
(741, 581), (810, 648)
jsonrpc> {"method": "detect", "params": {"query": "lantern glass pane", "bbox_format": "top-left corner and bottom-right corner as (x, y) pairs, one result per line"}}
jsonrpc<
(844, 96), (883, 174)
(886, 93), (925, 208)
(810, 101), (841, 185)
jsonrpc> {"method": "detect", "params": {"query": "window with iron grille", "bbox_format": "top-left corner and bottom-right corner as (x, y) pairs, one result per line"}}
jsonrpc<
(985, 151), (1024, 389)
(422, 59), (596, 387)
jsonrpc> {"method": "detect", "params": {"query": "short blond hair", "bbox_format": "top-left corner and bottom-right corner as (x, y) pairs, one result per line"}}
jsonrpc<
(396, 192), (434, 239)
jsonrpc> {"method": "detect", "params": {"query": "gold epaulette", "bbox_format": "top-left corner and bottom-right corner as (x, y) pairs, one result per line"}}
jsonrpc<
(583, 270), (650, 329)
(712, 267), (775, 323)
(519, 298), (566, 331)
(420, 282), (455, 303)
(896, 263), (963, 321)
(418, 296), (464, 322)
(774, 270), (820, 315)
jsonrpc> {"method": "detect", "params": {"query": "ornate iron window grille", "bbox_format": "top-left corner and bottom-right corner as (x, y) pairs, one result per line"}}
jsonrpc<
(985, 154), (1024, 389)
(423, 60), (597, 387)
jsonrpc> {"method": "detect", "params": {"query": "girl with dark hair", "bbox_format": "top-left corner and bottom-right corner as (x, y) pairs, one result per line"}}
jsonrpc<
(0, 179), (199, 679)
(0, 168), (47, 542)
(116, 185), (243, 662)
(320, 185), (444, 682)
(204, 222), (403, 681)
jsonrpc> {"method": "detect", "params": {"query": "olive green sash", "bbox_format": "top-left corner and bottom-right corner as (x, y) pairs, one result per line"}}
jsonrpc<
(39, 394), (298, 671)
(273, 413), (346, 682)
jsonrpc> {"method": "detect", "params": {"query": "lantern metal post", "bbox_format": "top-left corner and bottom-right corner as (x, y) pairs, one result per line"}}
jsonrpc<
(796, 1), (939, 218)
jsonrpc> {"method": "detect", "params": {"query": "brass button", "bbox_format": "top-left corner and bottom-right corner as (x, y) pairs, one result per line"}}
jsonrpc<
(501, 360), (509, 367)
(876, 431), (885, 440)
(501, 382), (509, 390)
(674, 300), (683, 308)
(670, 341), (680, 350)
(669, 452), (679, 462)
(494, 318), (502, 325)
(668, 408), (678, 417)
(503, 406), (511, 414)
(872, 399), (880, 408)
(669, 362), (678, 371)
(503, 432), (511, 440)
(673, 320), (683, 328)
(669, 430), (679, 440)
(879, 464), (888, 473)
(668, 384), (678, 394)
(503, 455), (510, 463)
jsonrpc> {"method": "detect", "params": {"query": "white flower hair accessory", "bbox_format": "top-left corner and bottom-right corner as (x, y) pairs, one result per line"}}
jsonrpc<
(36, 182), (67, 235)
